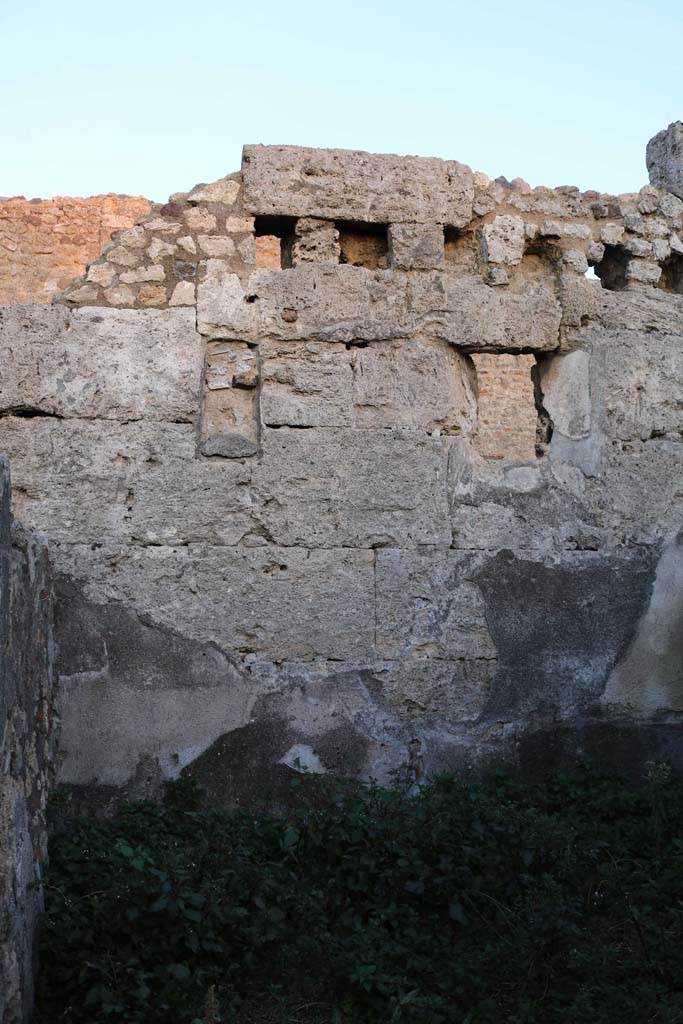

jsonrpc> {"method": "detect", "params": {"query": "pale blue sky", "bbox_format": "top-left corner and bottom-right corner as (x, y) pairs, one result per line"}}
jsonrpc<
(3, 0), (682, 202)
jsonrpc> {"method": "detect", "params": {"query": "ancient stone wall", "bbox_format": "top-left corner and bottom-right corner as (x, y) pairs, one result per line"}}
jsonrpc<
(0, 194), (152, 304)
(0, 128), (681, 808)
(0, 457), (56, 1023)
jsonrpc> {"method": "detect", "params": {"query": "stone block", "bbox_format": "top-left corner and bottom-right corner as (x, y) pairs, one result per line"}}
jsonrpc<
(0, 305), (203, 423)
(481, 215), (525, 266)
(539, 349), (591, 440)
(388, 223), (445, 270)
(197, 263), (561, 352)
(56, 543), (376, 663)
(375, 547), (497, 661)
(0, 418), (254, 547)
(259, 340), (353, 427)
(351, 338), (476, 433)
(251, 427), (452, 548)
(646, 121), (683, 199)
(242, 144), (474, 226)
(292, 218), (340, 264)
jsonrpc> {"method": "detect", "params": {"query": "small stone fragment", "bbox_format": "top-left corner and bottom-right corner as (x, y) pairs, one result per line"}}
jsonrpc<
(626, 259), (662, 285)
(118, 225), (148, 249)
(104, 284), (136, 306)
(106, 246), (140, 267)
(188, 178), (241, 205)
(481, 215), (525, 266)
(86, 262), (116, 286)
(138, 284), (167, 306)
(198, 235), (235, 257)
(177, 235), (197, 255)
(147, 238), (176, 261)
(119, 265), (166, 284)
(169, 281), (195, 306)
(184, 208), (217, 233)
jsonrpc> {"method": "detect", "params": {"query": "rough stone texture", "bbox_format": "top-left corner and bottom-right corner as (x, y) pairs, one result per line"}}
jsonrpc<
(647, 121), (683, 200)
(0, 135), (681, 811)
(0, 457), (56, 1023)
(0, 194), (151, 304)
(242, 144), (475, 225)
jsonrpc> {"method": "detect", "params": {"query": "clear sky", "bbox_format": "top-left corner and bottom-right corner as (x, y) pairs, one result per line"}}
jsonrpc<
(3, 0), (682, 203)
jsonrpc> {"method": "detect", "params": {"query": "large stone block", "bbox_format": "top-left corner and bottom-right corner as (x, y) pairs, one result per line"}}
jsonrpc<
(252, 427), (452, 548)
(375, 547), (497, 661)
(55, 543), (376, 663)
(242, 144), (474, 226)
(646, 121), (683, 200)
(600, 329), (683, 441)
(259, 339), (353, 427)
(0, 305), (203, 422)
(198, 264), (561, 352)
(0, 418), (254, 547)
(351, 338), (476, 433)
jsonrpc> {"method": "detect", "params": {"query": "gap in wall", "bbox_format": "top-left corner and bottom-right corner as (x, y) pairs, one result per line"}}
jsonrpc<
(471, 353), (539, 460)
(337, 221), (389, 269)
(254, 216), (296, 269)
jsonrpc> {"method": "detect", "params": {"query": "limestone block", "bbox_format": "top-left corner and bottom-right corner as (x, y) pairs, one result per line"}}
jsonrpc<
(198, 235), (235, 257)
(119, 264), (166, 283)
(292, 218), (341, 264)
(600, 223), (624, 245)
(0, 418), (253, 547)
(646, 121), (683, 199)
(86, 262), (117, 286)
(104, 284), (136, 306)
(169, 281), (195, 305)
(481, 215), (525, 266)
(242, 144), (474, 226)
(200, 341), (260, 457)
(0, 305), (203, 422)
(600, 330), (683, 441)
(56, 543), (377, 662)
(197, 263), (561, 352)
(375, 548), (497, 661)
(626, 259), (662, 286)
(201, 387), (259, 457)
(187, 177), (241, 205)
(251, 427), (452, 548)
(184, 207), (217, 233)
(259, 340), (353, 427)
(539, 350), (591, 440)
(374, 657), (496, 723)
(205, 341), (258, 390)
(388, 223), (445, 270)
(351, 338), (476, 433)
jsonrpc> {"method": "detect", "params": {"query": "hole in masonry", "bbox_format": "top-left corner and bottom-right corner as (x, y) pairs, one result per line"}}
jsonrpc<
(471, 353), (539, 461)
(336, 221), (388, 269)
(593, 244), (629, 291)
(658, 252), (683, 294)
(254, 216), (296, 269)
(532, 355), (554, 458)
(443, 225), (478, 273)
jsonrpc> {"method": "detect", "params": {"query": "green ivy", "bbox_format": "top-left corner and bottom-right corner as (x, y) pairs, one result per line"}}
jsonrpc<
(36, 766), (683, 1023)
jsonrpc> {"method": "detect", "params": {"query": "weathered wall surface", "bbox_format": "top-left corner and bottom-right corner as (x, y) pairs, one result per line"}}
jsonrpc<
(0, 457), (55, 1023)
(0, 129), (681, 808)
(0, 194), (152, 304)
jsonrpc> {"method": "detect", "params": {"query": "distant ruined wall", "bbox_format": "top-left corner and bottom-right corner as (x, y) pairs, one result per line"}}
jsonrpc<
(0, 194), (152, 304)
(0, 457), (55, 1023)
(0, 125), (681, 810)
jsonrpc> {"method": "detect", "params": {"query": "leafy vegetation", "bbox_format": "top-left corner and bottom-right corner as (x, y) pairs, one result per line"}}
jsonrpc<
(37, 765), (683, 1023)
